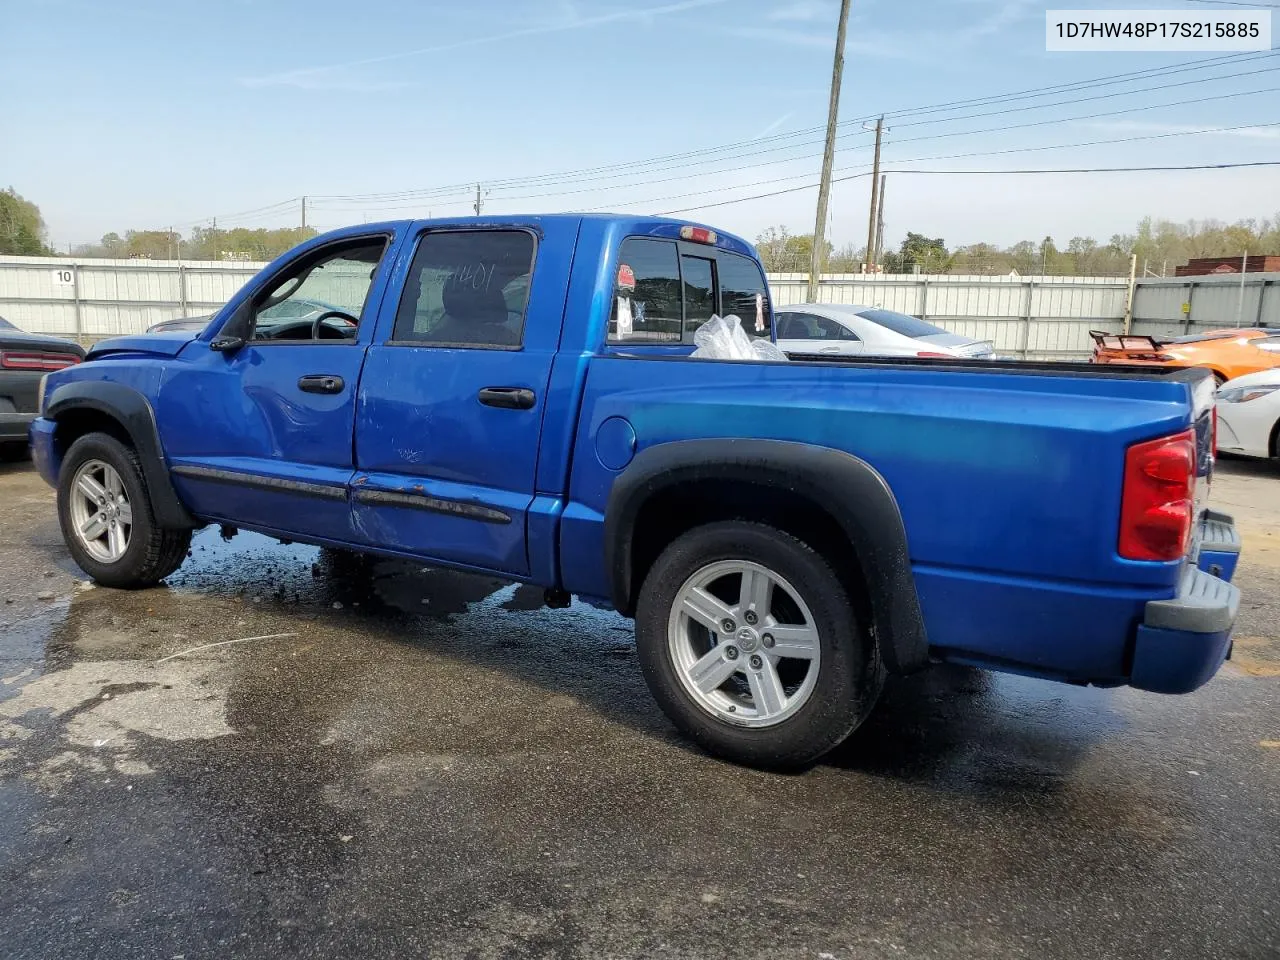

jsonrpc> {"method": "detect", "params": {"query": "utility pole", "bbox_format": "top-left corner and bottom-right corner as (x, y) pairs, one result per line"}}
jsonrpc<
(473, 183), (484, 216)
(301, 196), (307, 232)
(1235, 251), (1248, 326)
(807, 0), (852, 302)
(211, 217), (217, 262)
(1123, 253), (1138, 334)
(864, 116), (884, 273)
(873, 174), (886, 265)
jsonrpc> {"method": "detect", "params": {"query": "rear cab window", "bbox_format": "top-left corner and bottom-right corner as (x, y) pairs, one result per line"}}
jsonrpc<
(610, 235), (771, 346)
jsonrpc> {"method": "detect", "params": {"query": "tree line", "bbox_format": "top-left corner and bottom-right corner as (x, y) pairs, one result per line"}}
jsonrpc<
(4, 185), (1278, 275)
(756, 216), (1280, 276)
(74, 225), (318, 261)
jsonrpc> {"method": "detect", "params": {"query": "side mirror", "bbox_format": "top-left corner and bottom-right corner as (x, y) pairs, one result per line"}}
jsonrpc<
(210, 335), (246, 353)
(209, 301), (253, 353)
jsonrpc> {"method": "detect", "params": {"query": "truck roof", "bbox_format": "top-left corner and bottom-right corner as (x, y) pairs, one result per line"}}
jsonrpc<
(319, 213), (758, 259)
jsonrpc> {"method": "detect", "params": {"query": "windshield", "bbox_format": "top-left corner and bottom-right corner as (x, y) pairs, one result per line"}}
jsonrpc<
(0, 316), (17, 331)
(857, 308), (949, 339)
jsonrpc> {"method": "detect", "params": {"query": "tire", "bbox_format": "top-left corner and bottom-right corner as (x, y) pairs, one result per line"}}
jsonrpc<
(57, 431), (191, 588)
(635, 521), (883, 770)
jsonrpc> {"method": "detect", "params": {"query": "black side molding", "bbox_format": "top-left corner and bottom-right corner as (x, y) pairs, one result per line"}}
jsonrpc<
(170, 464), (348, 501)
(45, 381), (197, 529)
(604, 439), (929, 674)
(353, 487), (511, 524)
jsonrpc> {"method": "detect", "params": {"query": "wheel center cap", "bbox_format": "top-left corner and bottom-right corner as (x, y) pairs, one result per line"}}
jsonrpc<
(735, 627), (759, 653)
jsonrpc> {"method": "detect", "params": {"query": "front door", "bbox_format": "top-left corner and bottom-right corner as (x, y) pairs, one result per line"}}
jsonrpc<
(352, 225), (564, 577)
(158, 235), (394, 542)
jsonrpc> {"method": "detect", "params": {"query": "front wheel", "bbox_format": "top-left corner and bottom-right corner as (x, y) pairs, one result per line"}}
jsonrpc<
(635, 521), (882, 770)
(57, 432), (191, 588)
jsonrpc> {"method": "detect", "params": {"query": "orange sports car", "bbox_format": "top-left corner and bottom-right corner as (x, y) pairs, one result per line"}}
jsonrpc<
(1090, 327), (1280, 383)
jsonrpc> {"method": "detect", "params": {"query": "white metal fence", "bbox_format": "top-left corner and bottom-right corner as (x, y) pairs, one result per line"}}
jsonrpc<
(2, 255), (1277, 360)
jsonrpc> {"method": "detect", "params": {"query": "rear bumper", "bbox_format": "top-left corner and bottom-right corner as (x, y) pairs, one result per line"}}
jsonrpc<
(1131, 513), (1241, 694)
(0, 411), (35, 442)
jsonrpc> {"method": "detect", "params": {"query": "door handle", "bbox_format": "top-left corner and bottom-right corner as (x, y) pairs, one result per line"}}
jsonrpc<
(298, 375), (345, 395)
(478, 386), (536, 410)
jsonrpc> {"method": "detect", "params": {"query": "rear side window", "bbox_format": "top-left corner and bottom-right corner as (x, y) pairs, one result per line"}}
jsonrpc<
(858, 308), (947, 339)
(611, 238), (772, 344)
(393, 230), (536, 348)
(718, 252), (771, 337)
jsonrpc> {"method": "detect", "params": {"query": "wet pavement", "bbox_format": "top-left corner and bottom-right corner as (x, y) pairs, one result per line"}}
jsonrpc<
(1, 456), (1278, 959)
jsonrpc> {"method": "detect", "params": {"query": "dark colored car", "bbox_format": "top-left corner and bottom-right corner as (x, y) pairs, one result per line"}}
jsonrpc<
(0, 316), (83, 454)
(146, 315), (213, 334)
(144, 299), (343, 335)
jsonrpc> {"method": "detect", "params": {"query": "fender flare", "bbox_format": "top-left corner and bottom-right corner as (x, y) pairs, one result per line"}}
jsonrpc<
(604, 439), (929, 674)
(45, 381), (197, 529)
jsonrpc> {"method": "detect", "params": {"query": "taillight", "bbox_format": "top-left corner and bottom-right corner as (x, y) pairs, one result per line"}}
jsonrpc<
(0, 351), (81, 371)
(915, 351), (953, 359)
(1211, 405), (1218, 454)
(1119, 429), (1195, 561)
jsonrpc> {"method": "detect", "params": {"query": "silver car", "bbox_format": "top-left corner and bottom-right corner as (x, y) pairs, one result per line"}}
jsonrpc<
(775, 303), (993, 359)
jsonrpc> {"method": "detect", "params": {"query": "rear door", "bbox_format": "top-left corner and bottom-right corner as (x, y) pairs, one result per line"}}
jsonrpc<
(352, 223), (572, 576)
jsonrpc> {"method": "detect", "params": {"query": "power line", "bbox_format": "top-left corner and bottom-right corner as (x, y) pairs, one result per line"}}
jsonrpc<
(1185, 1), (1280, 8)
(307, 52), (1275, 204)
(310, 75), (1280, 216)
(655, 162), (1280, 216)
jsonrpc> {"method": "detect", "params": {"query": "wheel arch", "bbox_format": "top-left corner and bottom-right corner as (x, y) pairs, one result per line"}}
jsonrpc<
(605, 439), (929, 674)
(46, 381), (197, 529)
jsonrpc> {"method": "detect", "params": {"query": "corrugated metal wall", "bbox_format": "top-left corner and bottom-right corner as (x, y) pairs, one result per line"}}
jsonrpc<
(2, 255), (1276, 360)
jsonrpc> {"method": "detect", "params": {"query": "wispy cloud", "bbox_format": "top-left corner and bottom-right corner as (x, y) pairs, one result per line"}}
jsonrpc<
(953, 0), (1038, 41)
(753, 112), (795, 138)
(767, 0), (831, 22)
(243, 0), (727, 89)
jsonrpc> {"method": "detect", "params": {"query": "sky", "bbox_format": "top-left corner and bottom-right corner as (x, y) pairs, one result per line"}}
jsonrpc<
(3, 0), (1278, 252)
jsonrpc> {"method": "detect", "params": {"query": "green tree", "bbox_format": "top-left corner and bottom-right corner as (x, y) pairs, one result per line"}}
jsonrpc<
(0, 188), (54, 256)
(754, 226), (832, 273)
(894, 232), (949, 273)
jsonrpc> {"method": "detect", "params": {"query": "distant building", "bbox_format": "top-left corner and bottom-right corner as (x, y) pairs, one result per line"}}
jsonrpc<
(1175, 256), (1280, 276)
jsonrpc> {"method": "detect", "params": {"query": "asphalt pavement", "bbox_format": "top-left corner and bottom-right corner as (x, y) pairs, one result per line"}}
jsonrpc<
(1, 455), (1277, 959)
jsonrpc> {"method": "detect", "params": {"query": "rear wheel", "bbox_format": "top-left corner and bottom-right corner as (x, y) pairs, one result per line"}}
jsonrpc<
(57, 432), (190, 588)
(636, 521), (882, 770)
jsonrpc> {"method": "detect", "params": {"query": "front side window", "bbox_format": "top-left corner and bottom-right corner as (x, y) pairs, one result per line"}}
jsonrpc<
(393, 230), (536, 348)
(252, 240), (386, 342)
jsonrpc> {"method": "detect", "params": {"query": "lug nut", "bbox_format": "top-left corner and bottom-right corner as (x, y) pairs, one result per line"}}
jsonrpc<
(749, 654), (763, 670)
(762, 634), (775, 649)
(724, 645), (739, 660)
(744, 610), (758, 625)
(721, 618), (735, 633)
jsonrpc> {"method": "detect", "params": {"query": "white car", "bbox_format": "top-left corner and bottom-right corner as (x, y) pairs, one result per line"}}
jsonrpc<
(1216, 368), (1280, 460)
(775, 303), (994, 359)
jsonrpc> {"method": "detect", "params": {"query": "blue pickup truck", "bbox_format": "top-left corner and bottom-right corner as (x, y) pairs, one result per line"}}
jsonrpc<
(28, 215), (1242, 768)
